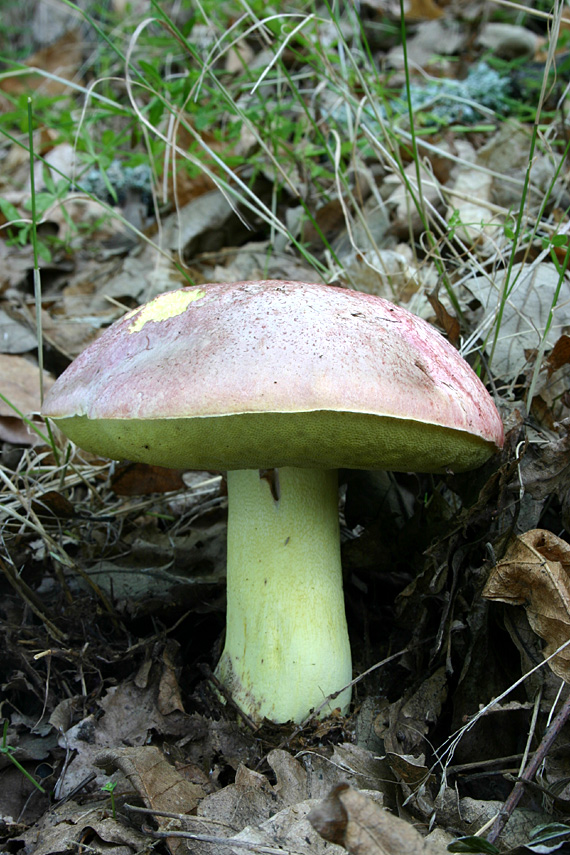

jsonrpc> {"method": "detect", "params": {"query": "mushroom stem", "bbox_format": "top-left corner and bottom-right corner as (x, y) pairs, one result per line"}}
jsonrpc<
(216, 467), (352, 723)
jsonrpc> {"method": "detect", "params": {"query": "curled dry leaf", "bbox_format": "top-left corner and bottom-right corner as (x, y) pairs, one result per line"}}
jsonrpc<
(374, 665), (448, 759)
(482, 530), (570, 681)
(426, 290), (460, 345)
(521, 431), (570, 532)
(308, 784), (446, 855)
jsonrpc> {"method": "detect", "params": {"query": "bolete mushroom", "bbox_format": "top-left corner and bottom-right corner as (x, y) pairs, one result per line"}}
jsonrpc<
(42, 280), (504, 723)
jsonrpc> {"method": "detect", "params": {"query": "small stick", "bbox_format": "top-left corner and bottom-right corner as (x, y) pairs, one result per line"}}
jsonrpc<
(199, 664), (259, 731)
(486, 689), (570, 846)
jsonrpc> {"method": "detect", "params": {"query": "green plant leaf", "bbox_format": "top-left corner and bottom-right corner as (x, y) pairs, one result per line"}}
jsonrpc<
(526, 822), (570, 850)
(138, 59), (163, 89)
(36, 239), (52, 263)
(0, 196), (22, 223)
(447, 838), (501, 854)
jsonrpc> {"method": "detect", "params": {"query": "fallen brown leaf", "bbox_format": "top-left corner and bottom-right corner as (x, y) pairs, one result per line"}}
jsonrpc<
(111, 462), (186, 496)
(0, 353), (54, 445)
(385, 753), (433, 791)
(0, 305), (38, 353)
(14, 800), (149, 855)
(198, 762), (282, 834)
(235, 798), (343, 855)
(0, 29), (83, 96)
(31, 490), (76, 520)
(521, 431), (570, 532)
(308, 784), (446, 855)
(375, 666), (448, 760)
(483, 529), (570, 681)
(301, 198), (346, 248)
(426, 291), (460, 346)
(96, 744), (205, 813)
(96, 745), (206, 854)
(404, 0), (444, 19)
(164, 749), (381, 855)
(361, 0), (444, 18)
(547, 334), (570, 375)
(157, 639), (186, 715)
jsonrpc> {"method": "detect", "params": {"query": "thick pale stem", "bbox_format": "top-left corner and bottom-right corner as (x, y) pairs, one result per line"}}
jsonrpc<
(215, 467), (352, 723)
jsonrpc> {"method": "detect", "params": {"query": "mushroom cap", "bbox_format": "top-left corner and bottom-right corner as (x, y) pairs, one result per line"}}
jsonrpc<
(43, 280), (504, 472)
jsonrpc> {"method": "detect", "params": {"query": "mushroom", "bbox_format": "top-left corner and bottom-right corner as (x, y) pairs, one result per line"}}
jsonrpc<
(42, 280), (504, 723)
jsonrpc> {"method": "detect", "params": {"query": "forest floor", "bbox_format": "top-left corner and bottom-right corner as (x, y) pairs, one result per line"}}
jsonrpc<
(1, 1), (570, 853)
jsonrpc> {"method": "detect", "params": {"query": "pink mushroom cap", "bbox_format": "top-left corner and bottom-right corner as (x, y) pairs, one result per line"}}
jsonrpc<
(42, 280), (504, 472)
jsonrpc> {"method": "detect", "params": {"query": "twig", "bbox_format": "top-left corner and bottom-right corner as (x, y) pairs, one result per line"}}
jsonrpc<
(199, 663), (259, 731)
(140, 825), (294, 853)
(125, 806), (295, 853)
(486, 689), (570, 845)
(0, 555), (67, 642)
(125, 803), (226, 822)
(55, 772), (97, 805)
